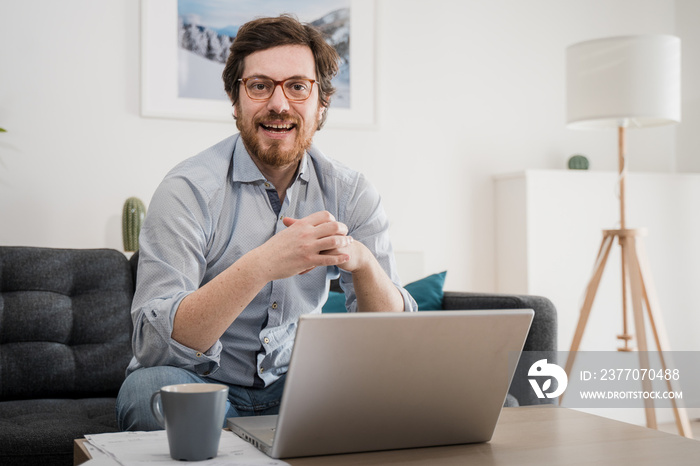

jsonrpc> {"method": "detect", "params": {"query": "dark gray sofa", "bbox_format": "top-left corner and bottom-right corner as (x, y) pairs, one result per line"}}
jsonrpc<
(0, 246), (556, 465)
(0, 247), (136, 466)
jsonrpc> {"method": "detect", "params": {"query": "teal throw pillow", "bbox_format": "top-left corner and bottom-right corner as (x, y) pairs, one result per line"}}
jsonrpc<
(405, 271), (446, 310)
(322, 291), (347, 313)
(321, 271), (446, 313)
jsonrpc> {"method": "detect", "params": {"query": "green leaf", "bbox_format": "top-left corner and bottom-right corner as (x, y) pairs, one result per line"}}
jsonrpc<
(0, 127), (6, 132)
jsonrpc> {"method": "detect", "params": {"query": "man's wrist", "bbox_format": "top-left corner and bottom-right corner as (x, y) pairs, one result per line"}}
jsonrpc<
(342, 240), (369, 274)
(349, 242), (382, 277)
(239, 246), (276, 286)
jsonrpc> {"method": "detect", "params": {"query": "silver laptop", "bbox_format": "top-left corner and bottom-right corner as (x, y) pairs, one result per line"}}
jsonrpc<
(228, 309), (533, 459)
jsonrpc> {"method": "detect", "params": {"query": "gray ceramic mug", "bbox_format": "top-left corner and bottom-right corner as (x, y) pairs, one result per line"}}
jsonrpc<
(150, 383), (228, 461)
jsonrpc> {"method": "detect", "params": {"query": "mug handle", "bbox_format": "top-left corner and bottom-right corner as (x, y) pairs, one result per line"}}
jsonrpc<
(150, 391), (166, 429)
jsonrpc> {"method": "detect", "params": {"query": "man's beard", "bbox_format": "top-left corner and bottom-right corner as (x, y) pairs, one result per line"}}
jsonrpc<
(236, 108), (315, 168)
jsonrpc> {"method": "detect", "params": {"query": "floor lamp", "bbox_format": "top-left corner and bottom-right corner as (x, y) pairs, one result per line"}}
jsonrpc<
(563, 35), (691, 437)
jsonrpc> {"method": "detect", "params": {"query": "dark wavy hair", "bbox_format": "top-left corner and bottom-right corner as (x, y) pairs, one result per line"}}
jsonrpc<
(222, 15), (339, 129)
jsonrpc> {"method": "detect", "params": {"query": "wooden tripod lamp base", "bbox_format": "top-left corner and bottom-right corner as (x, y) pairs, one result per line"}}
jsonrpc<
(563, 228), (693, 438)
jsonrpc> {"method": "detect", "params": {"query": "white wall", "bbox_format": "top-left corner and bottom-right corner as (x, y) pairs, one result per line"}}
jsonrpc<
(676, 0), (700, 171)
(0, 0), (697, 293)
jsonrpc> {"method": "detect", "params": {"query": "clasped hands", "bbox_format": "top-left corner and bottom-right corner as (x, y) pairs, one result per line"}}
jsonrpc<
(259, 210), (365, 281)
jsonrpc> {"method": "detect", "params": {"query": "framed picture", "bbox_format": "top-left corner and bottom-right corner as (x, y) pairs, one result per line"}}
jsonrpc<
(140, 0), (376, 128)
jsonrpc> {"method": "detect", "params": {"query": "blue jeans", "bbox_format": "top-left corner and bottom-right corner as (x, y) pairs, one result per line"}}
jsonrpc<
(116, 366), (286, 431)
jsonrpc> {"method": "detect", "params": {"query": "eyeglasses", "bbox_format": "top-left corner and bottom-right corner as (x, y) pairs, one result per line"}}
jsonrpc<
(238, 77), (318, 102)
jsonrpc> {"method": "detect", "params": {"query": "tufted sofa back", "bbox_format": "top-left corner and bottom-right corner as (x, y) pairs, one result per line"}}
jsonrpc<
(0, 247), (134, 401)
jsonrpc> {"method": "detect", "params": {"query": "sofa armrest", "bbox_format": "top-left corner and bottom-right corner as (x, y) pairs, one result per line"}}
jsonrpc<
(442, 291), (558, 406)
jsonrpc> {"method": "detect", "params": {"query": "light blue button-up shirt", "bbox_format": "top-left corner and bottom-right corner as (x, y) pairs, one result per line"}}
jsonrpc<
(127, 134), (417, 387)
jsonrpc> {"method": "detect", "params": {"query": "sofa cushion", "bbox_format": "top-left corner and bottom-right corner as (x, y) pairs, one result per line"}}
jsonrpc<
(0, 247), (134, 400)
(0, 398), (119, 466)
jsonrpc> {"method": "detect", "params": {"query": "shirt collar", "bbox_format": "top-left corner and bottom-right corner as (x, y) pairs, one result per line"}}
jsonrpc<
(232, 134), (310, 184)
(298, 151), (310, 183)
(231, 136), (265, 183)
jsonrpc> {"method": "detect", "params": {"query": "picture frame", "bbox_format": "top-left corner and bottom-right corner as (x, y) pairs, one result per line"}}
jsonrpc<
(140, 0), (376, 128)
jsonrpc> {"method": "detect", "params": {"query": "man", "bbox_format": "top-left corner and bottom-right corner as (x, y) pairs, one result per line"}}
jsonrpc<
(116, 15), (417, 431)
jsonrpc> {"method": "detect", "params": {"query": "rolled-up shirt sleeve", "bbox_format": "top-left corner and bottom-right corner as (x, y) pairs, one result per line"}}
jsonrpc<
(129, 174), (223, 376)
(336, 172), (418, 313)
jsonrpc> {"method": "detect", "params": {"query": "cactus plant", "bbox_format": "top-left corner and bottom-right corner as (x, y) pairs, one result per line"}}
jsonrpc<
(567, 154), (590, 170)
(122, 197), (146, 252)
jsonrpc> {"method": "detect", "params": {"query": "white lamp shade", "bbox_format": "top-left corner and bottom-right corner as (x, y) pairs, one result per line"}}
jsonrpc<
(566, 34), (681, 129)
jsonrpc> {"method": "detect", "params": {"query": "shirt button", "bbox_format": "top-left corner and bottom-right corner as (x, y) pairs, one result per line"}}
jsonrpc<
(271, 302), (278, 309)
(196, 352), (202, 357)
(264, 337), (270, 344)
(264, 182), (271, 188)
(259, 367), (264, 374)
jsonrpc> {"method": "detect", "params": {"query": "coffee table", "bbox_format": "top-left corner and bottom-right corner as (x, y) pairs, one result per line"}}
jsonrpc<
(74, 406), (700, 465)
